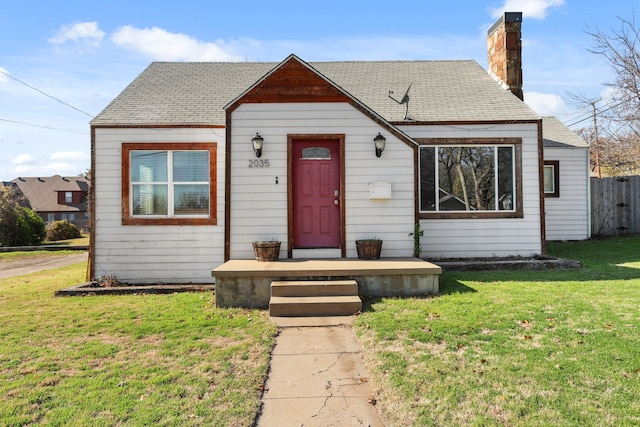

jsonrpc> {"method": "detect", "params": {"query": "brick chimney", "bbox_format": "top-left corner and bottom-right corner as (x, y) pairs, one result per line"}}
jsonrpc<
(487, 12), (523, 100)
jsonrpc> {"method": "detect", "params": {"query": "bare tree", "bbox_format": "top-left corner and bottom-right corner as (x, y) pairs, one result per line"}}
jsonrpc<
(571, 16), (640, 177)
(587, 15), (640, 132)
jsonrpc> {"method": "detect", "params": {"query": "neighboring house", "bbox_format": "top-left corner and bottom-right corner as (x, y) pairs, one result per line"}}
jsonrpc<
(1, 181), (22, 199)
(542, 116), (591, 241)
(9, 175), (89, 230)
(89, 12), (590, 284)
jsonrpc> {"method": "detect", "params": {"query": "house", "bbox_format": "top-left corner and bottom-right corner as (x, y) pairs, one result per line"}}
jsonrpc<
(9, 175), (89, 230)
(89, 12), (589, 287)
(542, 116), (591, 241)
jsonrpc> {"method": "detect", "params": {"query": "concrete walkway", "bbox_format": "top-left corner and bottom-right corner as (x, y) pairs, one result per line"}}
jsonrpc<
(256, 316), (384, 427)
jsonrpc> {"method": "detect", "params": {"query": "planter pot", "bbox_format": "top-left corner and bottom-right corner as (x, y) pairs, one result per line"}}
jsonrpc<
(355, 240), (382, 260)
(252, 241), (281, 262)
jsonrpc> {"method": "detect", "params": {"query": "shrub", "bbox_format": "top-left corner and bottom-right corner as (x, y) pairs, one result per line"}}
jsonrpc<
(46, 220), (81, 241)
(0, 193), (46, 247)
(0, 197), (21, 247)
(18, 208), (46, 245)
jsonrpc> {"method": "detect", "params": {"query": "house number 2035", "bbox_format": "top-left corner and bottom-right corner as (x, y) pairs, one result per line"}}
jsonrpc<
(248, 159), (270, 168)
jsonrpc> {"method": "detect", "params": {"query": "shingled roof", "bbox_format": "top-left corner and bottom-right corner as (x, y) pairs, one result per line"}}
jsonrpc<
(542, 116), (589, 148)
(10, 175), (89, 212)
(91, 57), (540, 126)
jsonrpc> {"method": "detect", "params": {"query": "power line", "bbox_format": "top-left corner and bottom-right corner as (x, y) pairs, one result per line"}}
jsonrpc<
(0, 118), (89, 134)
(562, 97), (614, 126)
(0, 68), (94, 118)
(562, 94), (625, 124)
(565, 99), (628, 128)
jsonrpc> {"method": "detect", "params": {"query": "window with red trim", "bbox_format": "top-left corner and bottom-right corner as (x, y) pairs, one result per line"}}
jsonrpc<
(122, 143), (217, 225)
(418, 138), (523, 219)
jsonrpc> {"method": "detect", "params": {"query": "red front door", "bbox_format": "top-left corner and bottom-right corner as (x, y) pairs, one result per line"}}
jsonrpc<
(292, 139), (341, 248)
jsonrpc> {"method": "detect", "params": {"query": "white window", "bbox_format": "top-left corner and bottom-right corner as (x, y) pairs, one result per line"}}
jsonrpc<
(65, 191), (73, 203)
(131, 150), (209, 217)
(122, 142), (217, 226)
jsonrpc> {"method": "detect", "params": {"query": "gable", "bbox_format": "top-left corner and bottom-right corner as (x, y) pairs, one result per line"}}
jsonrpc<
(226, 56), (351, 112)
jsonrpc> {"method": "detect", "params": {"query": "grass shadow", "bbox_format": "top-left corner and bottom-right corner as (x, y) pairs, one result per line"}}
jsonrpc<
(439, 278), (478, 295)
(359, 279), (477, 312)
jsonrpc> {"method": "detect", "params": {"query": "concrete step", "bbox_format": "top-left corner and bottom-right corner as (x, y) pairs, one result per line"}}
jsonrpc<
(271, 280), (358, 298)
(269, 295), (362, 317)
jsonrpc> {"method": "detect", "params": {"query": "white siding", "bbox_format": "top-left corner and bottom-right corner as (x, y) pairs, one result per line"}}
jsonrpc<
(544, 147), (590, 241)
(400, 124), (543, 258)
(94, 108), (549, 283)
(230, 103), (416, 259)
(93, 127), (226, 283)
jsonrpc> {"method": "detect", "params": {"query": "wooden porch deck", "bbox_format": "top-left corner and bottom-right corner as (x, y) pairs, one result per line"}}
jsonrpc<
(212, 257), (442, 308)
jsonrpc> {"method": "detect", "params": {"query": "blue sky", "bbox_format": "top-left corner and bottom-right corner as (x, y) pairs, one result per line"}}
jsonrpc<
(0, 0), (636, 181)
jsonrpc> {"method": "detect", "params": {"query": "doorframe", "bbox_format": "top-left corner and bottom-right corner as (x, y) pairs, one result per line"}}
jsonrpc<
(287, 134), (346, 258)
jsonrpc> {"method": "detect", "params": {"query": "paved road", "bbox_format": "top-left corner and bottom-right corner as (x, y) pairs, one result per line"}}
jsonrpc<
(0, 252), (87, 279)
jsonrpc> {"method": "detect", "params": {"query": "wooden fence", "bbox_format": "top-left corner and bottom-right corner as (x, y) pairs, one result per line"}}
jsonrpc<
(590, 176), (640, 236)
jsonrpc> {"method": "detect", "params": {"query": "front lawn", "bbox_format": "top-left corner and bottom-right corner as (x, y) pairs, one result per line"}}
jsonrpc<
(3, 238), (639, 426)
(0, 261), (277, 426)
(356, 237), (640, 426)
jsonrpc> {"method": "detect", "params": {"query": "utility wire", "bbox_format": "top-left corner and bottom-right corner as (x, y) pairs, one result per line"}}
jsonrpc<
(562, 97), (617, 126)
(563, 98), (624, 126)
(565, 99), (627, 128)
(0, 118), (89, 134)
(0, 68), (94, 118)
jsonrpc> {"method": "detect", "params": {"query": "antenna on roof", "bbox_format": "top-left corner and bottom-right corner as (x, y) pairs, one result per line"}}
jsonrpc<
(388, 82), (413, 120)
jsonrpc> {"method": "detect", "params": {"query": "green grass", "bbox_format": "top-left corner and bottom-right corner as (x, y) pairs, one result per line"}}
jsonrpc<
(44, 234), (90, 246)
(4, 237), (640, 426)
(0, 250), (80, 260)
(0, 261), (277, 426)
(356, 236), (640, 426)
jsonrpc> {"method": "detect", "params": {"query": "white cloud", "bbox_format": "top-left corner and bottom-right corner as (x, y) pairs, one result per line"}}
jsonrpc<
(44, 162), (78, 174)
(491, 0), (564, 20)
(50, 151), (88, 161)
(111, 26), (243, 61)
(6, 153), (87, 179)
(48, 22), (105, 48)
(11, 153), (34, 165)
(524, 91), (568, 116)
(9, 161), (81, 178)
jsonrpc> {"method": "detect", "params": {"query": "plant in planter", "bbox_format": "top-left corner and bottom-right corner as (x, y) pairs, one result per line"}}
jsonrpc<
(252, 240), (281, 262)
(355, 238), (383, 260)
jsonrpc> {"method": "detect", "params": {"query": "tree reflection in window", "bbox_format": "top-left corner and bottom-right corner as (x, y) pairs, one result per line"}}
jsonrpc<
(174, 185), (210, 215)
(420, 145), (515, 212)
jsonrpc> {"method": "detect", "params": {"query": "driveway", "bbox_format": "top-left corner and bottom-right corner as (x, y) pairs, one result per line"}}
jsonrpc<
(0, 252), (87, 279)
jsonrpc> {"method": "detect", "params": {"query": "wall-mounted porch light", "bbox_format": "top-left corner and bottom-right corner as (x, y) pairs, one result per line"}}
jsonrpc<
(251, 133), (264, 158)
(374, 133), (386, 157)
